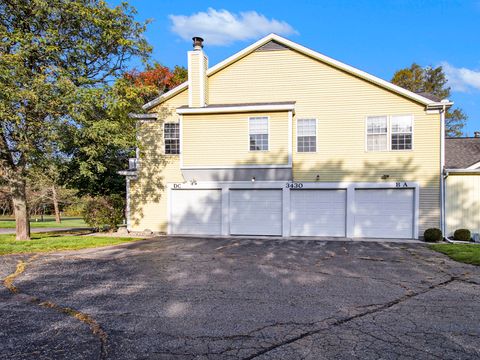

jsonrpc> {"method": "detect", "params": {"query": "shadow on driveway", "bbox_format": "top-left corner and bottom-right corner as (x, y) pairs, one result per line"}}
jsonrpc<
(1, 237), (479, 359)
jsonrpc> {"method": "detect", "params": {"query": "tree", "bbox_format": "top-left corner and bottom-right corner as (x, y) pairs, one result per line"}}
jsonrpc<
(124, 62), (187, 103)
(60, 63), (188, 198)
(0, 0), (150, 240)
(391, 63), (467, 137)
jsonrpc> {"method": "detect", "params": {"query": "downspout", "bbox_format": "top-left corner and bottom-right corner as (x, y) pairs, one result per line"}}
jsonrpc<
(439, 104), (446, 237)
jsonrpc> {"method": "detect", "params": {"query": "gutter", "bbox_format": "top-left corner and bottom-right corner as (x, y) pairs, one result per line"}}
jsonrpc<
(444, 169), (480, 174)
(440, 103), (447, 237)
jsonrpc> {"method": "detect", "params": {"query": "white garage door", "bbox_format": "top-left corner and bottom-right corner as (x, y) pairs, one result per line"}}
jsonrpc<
(171, 189), (222, 235)
(354, 189), (414, 238)
(290, 189), (346, 237)
(229, 189), (282, 235)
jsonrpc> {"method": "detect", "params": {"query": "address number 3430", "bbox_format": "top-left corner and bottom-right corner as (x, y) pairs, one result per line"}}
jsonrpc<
(286, 182), (304, 189)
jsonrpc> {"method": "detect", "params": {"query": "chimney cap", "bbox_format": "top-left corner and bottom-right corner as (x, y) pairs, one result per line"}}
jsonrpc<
(192, 36), (204, 49)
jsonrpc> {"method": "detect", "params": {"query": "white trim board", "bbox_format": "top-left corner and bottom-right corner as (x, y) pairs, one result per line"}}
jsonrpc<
(180, 165), (291, 169)
(177, 103), (295, 114)
(143, 33), (453, 111)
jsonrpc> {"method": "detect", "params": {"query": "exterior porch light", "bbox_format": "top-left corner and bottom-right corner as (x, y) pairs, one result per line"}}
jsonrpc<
(381, 174), (390, 180)
(316, 174), (320, 181)
(251, 176), (256, 182)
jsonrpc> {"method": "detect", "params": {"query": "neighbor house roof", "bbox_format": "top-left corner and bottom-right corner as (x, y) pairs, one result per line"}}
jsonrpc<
(142, 33), (453, 111)
(445, 137), (480, 169)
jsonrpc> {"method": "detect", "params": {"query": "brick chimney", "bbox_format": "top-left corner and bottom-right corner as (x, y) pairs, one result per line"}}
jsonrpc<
(188, 37), (208, 107)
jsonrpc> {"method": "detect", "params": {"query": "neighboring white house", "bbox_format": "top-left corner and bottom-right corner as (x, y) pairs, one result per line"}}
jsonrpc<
(445, 136), (480, 237)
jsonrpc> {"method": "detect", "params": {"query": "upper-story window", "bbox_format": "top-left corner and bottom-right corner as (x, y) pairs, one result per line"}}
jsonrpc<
(297, 119), (317, 152)
(366, 115), (413, 151)
(249, 117), (268, 151)
(164, 123), (180, 154)
(366, 116), (388, 151)
(391, 115), (413, 150)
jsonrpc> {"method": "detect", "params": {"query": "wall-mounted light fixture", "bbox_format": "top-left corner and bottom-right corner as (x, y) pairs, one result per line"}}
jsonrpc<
(251, 176), (256, 182)
(381, 174), (390, 180)
(316, 174), (320, 181)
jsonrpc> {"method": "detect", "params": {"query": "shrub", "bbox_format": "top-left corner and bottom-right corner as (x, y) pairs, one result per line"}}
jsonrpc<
(82, 195), (125, 231)
(453, 229), (471, 242)
(424, 228), (442, 243)
(63, 197), (89, 217)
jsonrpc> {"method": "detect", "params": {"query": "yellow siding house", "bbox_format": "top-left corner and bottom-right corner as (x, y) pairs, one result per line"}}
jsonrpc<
(120, 34), (453, 239)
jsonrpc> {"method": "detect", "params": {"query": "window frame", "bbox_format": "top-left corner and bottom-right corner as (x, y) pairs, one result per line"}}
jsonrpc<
(248, 116), (270, 152)
(296, 118), (318, 153)
(390, 114), (414, 151)
(365, 114), (414, 152)
(163, 122), (180, 155)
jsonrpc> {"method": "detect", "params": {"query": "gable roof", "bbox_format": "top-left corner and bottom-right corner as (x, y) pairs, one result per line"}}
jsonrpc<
(142, 33), (453, 111)
(445, 137), (480, 169)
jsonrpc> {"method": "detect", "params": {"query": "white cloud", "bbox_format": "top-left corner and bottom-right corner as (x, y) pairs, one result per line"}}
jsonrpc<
(441, 62), (480, 92)
(169, 8), (297, 46)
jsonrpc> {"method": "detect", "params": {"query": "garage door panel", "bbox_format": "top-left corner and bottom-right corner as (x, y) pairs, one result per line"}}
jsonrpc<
(354, 189), (413, 238)
(230, 190), (282, 235)
(171, 189), (222, 235)
(290, 190), (346, 237)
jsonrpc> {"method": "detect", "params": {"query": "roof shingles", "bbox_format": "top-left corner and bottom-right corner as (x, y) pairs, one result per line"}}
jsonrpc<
(445, 138), (480, 169)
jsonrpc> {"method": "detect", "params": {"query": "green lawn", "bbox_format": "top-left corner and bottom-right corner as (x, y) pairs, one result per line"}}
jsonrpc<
(0, 217), (87, 229)
(429, 243), (480, 266)
(0, 232), (143, 255)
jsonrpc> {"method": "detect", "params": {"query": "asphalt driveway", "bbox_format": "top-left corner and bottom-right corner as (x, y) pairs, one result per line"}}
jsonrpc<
(1, 237), (479, 359)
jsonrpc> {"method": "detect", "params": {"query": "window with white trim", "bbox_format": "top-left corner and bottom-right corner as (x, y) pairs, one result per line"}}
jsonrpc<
(391, 115), (413, 150)
(249, 117), (268, 151)
(164, 123), (180, 154)
(366, 116), (388, 151)
(297, 119), (316, 152)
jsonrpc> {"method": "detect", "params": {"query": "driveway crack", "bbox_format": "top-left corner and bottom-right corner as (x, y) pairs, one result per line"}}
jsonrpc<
(2, 255), (108, 360)
(242, 276), (458, 360)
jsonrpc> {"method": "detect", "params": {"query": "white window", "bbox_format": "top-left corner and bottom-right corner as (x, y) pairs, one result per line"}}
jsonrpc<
(297, 119), (317, 152)
(366, 116), (388, 151)
(391, 115), (413, 150)
(164, 123), (180, 154)
(249, 117), (268, 151)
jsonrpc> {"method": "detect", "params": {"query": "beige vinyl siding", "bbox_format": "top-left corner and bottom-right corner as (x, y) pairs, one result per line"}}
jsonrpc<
(188, 52), (200, 107)
(204, 55), (209, 105)
(446, 174), (480, 236)
(128, 90), (187, 232)
(182, 112), (289, 166)
(208, 49), (440, 232)
(131, 46), (441, 234)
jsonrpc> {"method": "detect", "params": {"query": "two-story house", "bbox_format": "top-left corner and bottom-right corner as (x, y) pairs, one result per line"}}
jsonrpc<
(121, 34), (452, 239)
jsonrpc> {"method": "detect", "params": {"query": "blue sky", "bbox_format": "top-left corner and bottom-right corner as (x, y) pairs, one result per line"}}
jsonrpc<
(114, 0), (479, 135)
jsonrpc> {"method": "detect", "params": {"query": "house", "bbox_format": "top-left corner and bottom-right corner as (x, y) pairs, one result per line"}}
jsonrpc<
(120, 34), (453, 239)
(445, 135), (480, 237)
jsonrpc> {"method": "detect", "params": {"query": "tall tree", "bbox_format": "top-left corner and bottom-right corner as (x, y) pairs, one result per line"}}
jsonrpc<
(391, 63), (467, 137)
(0, 0), (150, 240)
(61, 63), (188, 198)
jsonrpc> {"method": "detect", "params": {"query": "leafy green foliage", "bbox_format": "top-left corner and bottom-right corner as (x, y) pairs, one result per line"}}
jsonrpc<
(0, 0), (150, 238)
(424, 228), (443, 243)
(82, 195), (125, 231)
(453, 229), (471, 242)
(391, 63), (467, 137)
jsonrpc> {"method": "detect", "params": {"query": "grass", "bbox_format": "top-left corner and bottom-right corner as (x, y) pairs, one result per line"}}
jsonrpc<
(0, 231), (143, 255)
(0, 217), (87, 229)
(429, 243), (480, 266)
